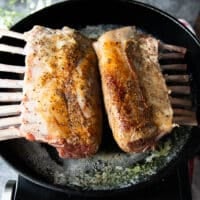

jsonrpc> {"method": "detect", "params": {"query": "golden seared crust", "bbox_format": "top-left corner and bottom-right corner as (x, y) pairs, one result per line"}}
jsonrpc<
(93, 27), (158, 152)
(94, 26), (173, 153)
(129, 34), (173, 137)
(21, 26), (102, 158)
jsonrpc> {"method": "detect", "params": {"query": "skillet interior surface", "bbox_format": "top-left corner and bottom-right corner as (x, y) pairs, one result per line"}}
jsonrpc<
(0, 0), (200, 196)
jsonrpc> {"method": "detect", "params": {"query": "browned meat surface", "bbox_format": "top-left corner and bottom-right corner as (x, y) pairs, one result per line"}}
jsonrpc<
(20, 25), (102, 158)
(130, 34), (173, 139)
(93, 26), (173, 153)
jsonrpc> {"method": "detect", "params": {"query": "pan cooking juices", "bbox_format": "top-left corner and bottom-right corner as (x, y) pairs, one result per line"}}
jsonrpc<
(15, 126), (190, 190)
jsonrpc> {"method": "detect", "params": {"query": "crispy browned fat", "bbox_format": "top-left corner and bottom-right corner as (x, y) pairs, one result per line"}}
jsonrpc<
(93, 27), (173, 153)
(20, 26), (102, 158)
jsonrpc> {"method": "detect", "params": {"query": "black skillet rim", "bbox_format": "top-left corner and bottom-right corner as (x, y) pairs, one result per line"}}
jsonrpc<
(0, 0), (200, 197)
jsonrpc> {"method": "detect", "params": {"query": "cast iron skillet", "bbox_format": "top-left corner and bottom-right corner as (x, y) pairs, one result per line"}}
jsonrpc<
(0, 0), (200, 197)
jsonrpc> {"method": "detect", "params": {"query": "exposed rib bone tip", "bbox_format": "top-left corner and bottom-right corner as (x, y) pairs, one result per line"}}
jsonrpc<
(159, 42), (187, 54)
(174, 116), (198, 126)
(0, 92), (22, 102)
(0, 63), (25, 74)
(0, 28), (24, 40)
(0, 44), (25, 55)
(159, 52), (185, 60)
(165, 74), (189, 83)
(168, 86), (190, 95)
(0, 128), (21, 141)
(0, 116), (20, 128)
(0, 105), (21, 117)
(160, 64), (187, 71)
(173, 108), (196, 117)
(170, 97), (192, 107)
(0, 79), (23, 89)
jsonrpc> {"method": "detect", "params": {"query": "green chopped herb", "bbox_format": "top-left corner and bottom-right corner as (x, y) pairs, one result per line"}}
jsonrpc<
(65, 127), (190, 190)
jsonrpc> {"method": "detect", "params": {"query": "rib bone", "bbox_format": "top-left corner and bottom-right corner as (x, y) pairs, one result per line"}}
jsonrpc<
(0, 128), (21, 141)
(161, 64), (187, 71)
(170, 97), (192, 107)
(165, 75), (189, 83)
(0, 92), (22, 102)
(173, 108), (196, 117)
(0, 79), (23, 88)
(159, 52), (185, 60)
(0, 63), (25, 74)
(0, 105), (21, 117)
(0, 116), (20, 128)
(159, 42), (187, 54)
(168, 86), (191, 95)
(0, 29), (24, 40)
(174, 116), (198, 126)
(0, 44), (25, 55)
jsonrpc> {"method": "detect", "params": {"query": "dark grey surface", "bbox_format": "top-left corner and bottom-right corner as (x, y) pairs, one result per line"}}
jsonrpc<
(139, 0), (200, 25)
(0, 0), (200, 199)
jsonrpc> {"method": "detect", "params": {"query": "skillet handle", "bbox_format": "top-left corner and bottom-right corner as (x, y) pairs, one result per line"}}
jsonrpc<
(184, 127), (200, 159)
(2, 180), (16, 200)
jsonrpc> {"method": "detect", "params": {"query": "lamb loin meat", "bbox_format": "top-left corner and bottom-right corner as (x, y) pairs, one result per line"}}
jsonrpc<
(93, 26), (173, 153)
(20, 26), (102, 158)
